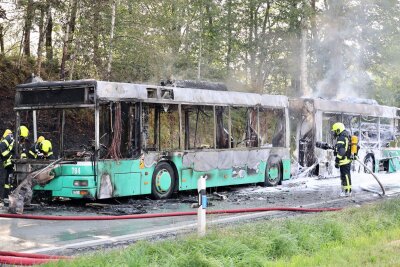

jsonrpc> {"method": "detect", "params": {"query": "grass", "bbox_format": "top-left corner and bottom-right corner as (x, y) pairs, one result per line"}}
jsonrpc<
(45, 198), (400, 266)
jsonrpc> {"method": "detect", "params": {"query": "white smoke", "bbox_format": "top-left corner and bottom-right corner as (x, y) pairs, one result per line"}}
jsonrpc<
(313, 0), (374, 100)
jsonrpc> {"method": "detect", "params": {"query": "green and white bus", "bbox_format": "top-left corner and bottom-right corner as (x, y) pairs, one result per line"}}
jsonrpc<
(14, 80), (291, 199)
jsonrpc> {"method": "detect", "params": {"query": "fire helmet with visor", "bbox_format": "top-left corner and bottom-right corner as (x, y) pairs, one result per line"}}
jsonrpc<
(331, 122), (345, 137)
(19, 125), (29, 138)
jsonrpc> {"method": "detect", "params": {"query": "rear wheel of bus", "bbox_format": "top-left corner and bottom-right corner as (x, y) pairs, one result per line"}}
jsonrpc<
(151, 162), (176, 199)
(264, 156), (282, 187)
(364, 153), (375, 173)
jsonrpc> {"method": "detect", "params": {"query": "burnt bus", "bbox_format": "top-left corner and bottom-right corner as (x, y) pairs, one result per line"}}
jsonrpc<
(290, 97), (400, 177)
(13, 80), (291, 200)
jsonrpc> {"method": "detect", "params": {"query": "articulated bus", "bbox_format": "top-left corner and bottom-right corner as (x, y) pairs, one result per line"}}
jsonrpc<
(290, 97), (400, 177)
(13, 80), (291, 199)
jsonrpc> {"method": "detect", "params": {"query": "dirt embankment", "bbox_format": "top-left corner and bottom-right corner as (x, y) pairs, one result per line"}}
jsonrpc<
(0, 57), (60, 133)
(0, 58), (27, 130)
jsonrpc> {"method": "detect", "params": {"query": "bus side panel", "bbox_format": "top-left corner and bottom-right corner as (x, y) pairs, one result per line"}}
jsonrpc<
(382, 149), (400, 173)
(97, 159), (152, 198)
(282, 158), (291, 180)
(178, 163), (266, 191)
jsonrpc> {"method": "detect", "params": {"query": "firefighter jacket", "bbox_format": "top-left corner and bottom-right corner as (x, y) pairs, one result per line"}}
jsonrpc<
(19, 138), (31, 159)
(0, 135), (15, 168)
(334, 130), (352, 166)
(28, 142), (54, 159)
(28, 142), (41, 159)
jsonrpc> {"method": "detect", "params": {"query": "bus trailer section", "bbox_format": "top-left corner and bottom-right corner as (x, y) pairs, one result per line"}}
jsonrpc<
(290, 97), (400, 178)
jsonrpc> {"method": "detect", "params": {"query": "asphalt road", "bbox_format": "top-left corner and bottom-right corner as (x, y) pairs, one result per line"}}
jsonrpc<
(0, 172), (399, 255)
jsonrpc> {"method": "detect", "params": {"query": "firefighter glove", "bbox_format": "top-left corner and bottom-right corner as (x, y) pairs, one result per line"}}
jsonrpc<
(335, 158), (339, 168)
(335, 163), (339, 169)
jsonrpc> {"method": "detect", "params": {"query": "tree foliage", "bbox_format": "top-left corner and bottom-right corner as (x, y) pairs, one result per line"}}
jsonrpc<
(0, 0), (399, 105)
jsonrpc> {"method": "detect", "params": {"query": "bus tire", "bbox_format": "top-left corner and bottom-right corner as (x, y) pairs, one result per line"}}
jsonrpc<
(364, 153), (375, 173)
(264, 156), (282, 187)
(151, 162), (176, 199)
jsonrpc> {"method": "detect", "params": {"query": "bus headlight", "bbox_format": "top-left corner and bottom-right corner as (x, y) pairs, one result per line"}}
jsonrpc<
(73, 180), (88, 186)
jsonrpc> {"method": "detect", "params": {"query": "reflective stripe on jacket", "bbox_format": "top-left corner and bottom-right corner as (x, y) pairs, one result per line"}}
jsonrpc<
(0, 136), (14, 168)
(335, 131), (351, 166)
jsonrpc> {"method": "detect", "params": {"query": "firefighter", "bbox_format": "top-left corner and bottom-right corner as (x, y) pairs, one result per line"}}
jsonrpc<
(29, 137), (54, 159)
(0, 129), (15, 200)
(18, 125), (30, 159)
(39, 139), (54, 159)
(331, 122), (352, 197)
(28, 136), (45, 159)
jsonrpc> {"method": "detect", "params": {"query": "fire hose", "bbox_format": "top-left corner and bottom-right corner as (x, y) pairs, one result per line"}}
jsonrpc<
(354, 157), (385, 196)
(0, 206), (342, 265)
(0, 251), (70, 266)
(0, 206), (342, 221)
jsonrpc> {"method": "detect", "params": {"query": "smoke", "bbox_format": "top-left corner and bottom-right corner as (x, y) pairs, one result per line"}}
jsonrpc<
(313, 0), (379, 100)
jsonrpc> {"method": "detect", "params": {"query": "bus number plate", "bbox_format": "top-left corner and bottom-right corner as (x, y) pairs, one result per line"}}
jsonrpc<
(72, 167), (81, 175)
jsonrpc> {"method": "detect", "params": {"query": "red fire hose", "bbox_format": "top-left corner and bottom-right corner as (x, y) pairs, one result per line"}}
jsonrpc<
(0, 251), (71, 266)
(0, 206), (341, 265)
(0, 206), (341, 221)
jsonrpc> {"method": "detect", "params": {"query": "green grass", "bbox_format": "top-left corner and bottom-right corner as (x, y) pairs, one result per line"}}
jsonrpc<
(46, 198), (400, 266)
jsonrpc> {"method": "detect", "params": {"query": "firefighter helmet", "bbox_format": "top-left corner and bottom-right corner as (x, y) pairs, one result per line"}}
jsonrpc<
(19, 125), (29, 138)
(2, 129), (12, 138)
(37, 136), (45, 143)
(40, 140), (52, 153)
(331, 122), (345, 137)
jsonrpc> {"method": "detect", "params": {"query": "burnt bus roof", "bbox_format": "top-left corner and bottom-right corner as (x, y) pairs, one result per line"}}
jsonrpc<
(289, 97), (398, 119)
(15, 80), (288, 110)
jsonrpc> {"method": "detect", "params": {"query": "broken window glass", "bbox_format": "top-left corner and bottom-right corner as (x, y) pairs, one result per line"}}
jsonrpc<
(159, 104), (180, 151)
(142, 103), (157, 151)
(360, 116), (378, 148)
(231, 107), (248, 148)
(322, 113), (341, 144)
(183, 105), (214, 150)
(343, 114), (360, 136)
(259, 108), (284, 147)
(380, 117), (394, 147)
(215, 106), (230, 149)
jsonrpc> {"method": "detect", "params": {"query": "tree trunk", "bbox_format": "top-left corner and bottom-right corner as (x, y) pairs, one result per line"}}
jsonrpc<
(45, 0), (53, 61)
(107, 0), (117, 80)
(60, 23), (69, 80)
(36, 3), (46, 76)
(60, 0), (78, 80)
(0, 24), (4, 55)
(300, 25), (310, 96)
(23, 0), (35, 57)
(66, 0), (78, 60)
(93, 3), (101, 75)
(225, 0), (232, 72)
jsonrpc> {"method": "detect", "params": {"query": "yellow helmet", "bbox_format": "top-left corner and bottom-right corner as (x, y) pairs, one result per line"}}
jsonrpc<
(37, 136), (45, 143)
(19, 125), (29, 138)
(331, 122), (345, 136)
(2, 129), (12, 138)
(40, 140), (52, 153)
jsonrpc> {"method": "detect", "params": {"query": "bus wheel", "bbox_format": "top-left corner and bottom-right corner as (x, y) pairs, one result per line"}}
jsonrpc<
(364, 154), (375, 173)
(264, 156), (282, 187)
(151, 162), (176, 199)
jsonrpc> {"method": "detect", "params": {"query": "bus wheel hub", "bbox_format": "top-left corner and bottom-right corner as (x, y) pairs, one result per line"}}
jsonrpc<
(268, 167), (278, 180)
(156, 169), (172, 192)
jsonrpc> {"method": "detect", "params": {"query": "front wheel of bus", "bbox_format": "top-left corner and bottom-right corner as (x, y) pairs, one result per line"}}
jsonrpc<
(151, 162), (176, 199)
(264, 156), (282, 187)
